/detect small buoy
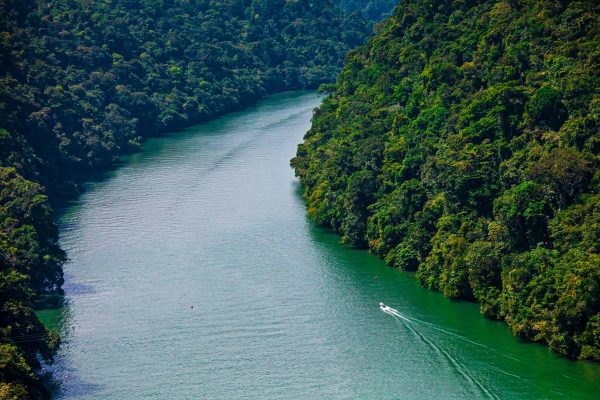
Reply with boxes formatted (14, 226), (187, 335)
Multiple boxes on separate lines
(190, 305), (194, 309)
(374, 276), (379, 280)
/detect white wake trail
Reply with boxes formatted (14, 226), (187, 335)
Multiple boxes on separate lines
(382, 306), (499, 400)
(386, 306), (523, 364)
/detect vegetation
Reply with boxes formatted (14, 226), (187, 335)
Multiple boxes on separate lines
(293, 0), (600, 361)
(334, 0), (397, 22)
(0, 167), (63, 399)
(0, 0), (369, 197)
(0, 0), (372, 397)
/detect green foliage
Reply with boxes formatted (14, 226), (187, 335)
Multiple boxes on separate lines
(527, 86), (568, 131)
(293, 0), (600, 360)
(334, 0), (396, 22)
(0, 0), (370, 196)
(0, 168), (63, 398)
(0, 344), (47, 400)
(0, 0), (374, 396)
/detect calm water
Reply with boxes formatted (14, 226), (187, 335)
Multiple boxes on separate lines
(43, 92), (600, 399)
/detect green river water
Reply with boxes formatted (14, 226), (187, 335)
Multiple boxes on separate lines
(41, 91), (600, 399)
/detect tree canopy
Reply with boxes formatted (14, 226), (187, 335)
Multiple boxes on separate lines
(0, 0), (373, 397)
(293, 0), (600, 362)
(334, 0), (397, 22)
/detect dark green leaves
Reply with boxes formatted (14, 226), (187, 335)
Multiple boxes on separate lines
(293, 0), (600, 360)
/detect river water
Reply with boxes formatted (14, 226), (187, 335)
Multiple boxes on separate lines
(43, 92), (599, 399)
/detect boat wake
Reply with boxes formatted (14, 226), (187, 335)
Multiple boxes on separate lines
(380, 303), (499, 400)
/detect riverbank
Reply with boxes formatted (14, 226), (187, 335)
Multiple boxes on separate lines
(45, 92), (600, 399)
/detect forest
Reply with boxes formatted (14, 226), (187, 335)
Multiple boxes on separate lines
(0, 0), (373, 397)
(335, 0), (397, 22)
(293, 0), (600, 362)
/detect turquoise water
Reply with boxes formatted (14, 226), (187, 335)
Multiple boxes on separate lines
(46, 91), (600, 399)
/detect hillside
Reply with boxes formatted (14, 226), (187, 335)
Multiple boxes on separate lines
(0, 0), (370, 397)
(0, 0), (369, 197)
(335, 0), (397, 22)
(293, 0), (600, 361)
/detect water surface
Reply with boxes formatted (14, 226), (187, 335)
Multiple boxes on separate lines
(47, 91), (600, 399)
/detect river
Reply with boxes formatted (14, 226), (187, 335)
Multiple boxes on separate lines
(41, 91), (599, 399)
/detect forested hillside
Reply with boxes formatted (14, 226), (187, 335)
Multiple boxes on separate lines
(1, 0), (368, 197)
(334, 0), (396, 22)
(0, 0), (370, 397)
(293, 0), (600, 361)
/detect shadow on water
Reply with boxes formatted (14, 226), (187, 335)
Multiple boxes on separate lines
(40, 298), (105, 398)
(35, 277), (95, 332)
(61, 279), (97, 296)
(43, 367), (105, 399)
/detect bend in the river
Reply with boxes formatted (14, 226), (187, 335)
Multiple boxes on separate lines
(41, 92), (600, 399)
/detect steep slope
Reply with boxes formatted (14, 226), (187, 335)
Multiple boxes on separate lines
(293, 0), (600, 361)
(0, 0), (368, 197)
(0, 0), (369, 397)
